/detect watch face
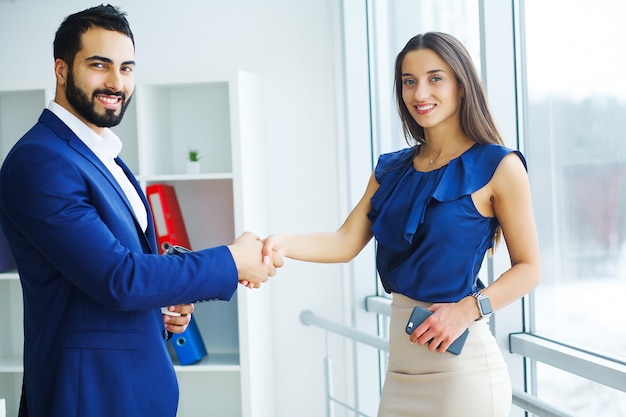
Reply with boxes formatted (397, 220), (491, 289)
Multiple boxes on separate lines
(478, 297), (493, 315)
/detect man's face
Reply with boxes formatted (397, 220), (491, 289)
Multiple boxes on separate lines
(62, 27), (135, 130)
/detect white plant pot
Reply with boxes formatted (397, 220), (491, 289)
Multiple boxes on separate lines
(186, 160), (201, 174)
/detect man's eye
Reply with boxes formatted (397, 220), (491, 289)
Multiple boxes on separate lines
(121, 66), (134, 73)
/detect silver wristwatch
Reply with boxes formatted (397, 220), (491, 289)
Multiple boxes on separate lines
(471, 292), (493, 321)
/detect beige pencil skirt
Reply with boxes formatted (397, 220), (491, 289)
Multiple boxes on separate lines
(377, 293), (512, 417)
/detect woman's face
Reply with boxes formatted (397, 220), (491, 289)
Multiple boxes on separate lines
(400, 48), (463, 132)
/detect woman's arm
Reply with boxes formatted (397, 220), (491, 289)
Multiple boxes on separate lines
(478, 152), (542, 312)
(263, 172), (379, 263)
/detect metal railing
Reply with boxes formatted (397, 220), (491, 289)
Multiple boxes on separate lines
(300, 307), (579, 417)
(509, 332), (626, 393)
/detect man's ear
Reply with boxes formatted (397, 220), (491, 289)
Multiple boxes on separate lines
(54, 59), (68, 86)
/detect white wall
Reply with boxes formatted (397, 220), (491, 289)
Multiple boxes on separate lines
(0, 1), (350, 416)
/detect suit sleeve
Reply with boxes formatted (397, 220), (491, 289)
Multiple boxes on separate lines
(0, 135), (237, 311)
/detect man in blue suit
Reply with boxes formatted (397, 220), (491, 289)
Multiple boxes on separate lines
(0, 5), (278, 416)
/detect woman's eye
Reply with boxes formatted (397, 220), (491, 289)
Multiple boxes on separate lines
(430, 76), (442, 83)
(403, 79), (416, 86)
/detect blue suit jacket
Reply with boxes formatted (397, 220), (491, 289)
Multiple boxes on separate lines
(0, 109), (238, 417)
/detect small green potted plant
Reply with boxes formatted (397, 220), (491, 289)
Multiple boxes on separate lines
(187, 149), (201, 174)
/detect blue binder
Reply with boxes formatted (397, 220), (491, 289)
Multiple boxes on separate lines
(162, 245), (208, 365)
(170, 315), (208, 365)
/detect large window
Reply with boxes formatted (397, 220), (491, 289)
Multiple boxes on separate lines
(522, 0), (626, 414)
(343, 1), (626, 416)
(366, 0), (481, 158)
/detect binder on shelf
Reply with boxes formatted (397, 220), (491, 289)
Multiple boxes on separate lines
(146, 184), (191, 254)
(170, 315), (208, 365)
(161, 242), (207, 365)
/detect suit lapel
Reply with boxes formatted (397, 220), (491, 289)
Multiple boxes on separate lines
(115, 157), (158, 254)
(40, 109), (158, 254)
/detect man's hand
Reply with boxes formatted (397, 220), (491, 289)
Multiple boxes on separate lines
(162, 303), (194, 334)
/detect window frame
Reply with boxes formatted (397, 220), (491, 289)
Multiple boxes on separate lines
(340, 0), (626, 415)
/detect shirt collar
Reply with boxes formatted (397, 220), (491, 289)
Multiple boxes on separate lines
(47, 100), (123, 159)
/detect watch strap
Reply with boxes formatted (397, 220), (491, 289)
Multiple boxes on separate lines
(471, 291), (493, 321)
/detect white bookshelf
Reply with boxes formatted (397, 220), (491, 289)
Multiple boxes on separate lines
(0, 71), (274, 417)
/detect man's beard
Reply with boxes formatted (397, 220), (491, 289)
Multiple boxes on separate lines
(65, 68), (132, 128)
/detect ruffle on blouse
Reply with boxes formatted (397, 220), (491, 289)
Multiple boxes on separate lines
(368, 143), (525, 252)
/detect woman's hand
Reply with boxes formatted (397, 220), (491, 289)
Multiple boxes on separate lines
(409, 301), (473, 353)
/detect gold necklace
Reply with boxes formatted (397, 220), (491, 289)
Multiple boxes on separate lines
(420, 147), (438, 165)
(424, 145), (468, 165)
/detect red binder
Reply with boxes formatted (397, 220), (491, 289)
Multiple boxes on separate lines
(146, 184), (191, 254)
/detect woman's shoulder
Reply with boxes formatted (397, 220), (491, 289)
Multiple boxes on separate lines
(466, 143), (527, 170)
(430, 143), (527, 202)
(378, 147), (415, 166)
(374, 148), (415, 182)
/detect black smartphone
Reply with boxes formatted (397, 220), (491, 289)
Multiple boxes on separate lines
(164, 244), (192, 255)
(405, 306), (470, 355)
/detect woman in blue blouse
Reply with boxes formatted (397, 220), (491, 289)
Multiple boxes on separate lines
(264, 32), (541, 416)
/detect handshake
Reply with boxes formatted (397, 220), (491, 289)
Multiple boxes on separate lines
(227, 231), (284, 289)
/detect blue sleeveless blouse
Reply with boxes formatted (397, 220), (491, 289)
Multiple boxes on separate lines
(367, 143), (526, 302)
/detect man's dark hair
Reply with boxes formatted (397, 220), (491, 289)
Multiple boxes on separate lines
(53, 4), (134, 66)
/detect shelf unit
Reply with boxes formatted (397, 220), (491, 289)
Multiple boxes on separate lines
(0, 71), (274, 417)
